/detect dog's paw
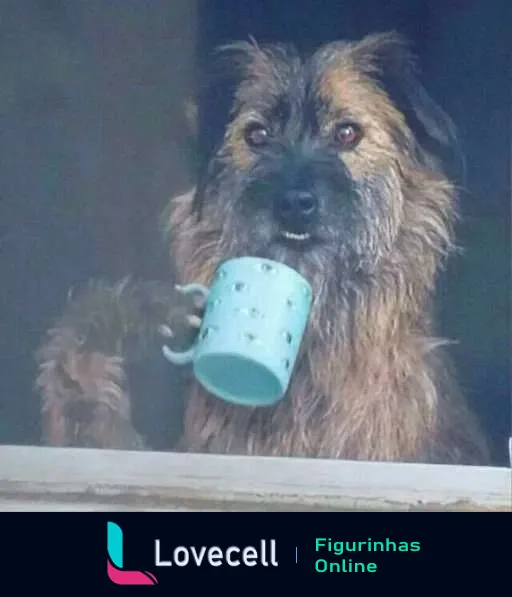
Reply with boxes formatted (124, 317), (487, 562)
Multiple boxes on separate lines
(36, 307), (137, 446)
(158, 284), (206, 352)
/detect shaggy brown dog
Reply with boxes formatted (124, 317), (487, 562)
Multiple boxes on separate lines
(35, 32), (490, 464)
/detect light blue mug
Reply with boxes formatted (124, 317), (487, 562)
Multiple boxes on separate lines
(162, 257), (313, 407)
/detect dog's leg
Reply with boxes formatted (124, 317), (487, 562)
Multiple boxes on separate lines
(35, 279), (204, 450)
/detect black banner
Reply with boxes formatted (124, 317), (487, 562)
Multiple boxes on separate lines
(2, 513), (508, 591)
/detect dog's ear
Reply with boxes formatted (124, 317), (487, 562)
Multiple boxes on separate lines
(352, 32), (465, 182)
(189, 39), (268, 215)
(213, 37), (272, 87)
(193, 39), (264, 171)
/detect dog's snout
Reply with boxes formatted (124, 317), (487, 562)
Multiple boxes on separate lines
(274, 190), (318, 225)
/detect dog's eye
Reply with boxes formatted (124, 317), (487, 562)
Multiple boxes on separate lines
(244, 122), (270, 148)
(334, 122), (363, 149)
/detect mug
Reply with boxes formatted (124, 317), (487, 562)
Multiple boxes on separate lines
(162, 256), (313, 407)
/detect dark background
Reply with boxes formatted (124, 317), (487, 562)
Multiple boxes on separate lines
(0, 0), (510, 464)
(1, 513), (510, 589)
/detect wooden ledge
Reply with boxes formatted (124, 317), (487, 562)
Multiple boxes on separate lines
(0, 445), (509, 511)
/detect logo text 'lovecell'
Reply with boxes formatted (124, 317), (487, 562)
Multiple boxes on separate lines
(155, 539), (278, 567)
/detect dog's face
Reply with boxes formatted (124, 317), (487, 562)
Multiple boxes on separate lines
(177, 33), (459, 314)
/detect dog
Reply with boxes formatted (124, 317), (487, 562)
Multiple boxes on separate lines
(35, 32), (490, 464)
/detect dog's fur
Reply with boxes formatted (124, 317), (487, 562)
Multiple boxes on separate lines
(35, 32), (490, 464)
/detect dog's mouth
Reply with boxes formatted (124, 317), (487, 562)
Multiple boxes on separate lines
(273, 229), (320, 251)
(280, 230), (311, 242)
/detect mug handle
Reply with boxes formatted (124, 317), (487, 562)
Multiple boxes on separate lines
(161, 283), (210, 366)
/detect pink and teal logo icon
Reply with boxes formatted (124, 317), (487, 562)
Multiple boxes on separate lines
(107, 522), (158, 585)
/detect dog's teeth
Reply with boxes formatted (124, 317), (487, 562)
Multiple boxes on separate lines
(281, 231), (311, 241)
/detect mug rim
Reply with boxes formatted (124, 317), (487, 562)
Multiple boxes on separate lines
(216, 256), (313, 295)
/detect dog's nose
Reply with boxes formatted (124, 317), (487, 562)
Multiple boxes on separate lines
(274, 190), (318, 224)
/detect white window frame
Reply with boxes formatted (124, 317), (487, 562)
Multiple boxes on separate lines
(0, 445), (509, 511)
